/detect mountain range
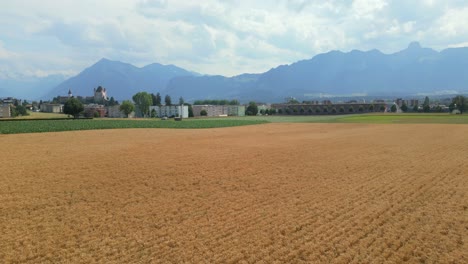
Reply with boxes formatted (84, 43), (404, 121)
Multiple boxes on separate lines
(0, 74), (66, 99)
(3, 42), (468, 102)
(164, 42), (468, 102)
(46, 59), (197, 100)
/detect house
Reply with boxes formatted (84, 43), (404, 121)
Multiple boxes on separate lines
(40, 104), (63, 113)
(0, 104), (11, 118)
(84, 104), (106, 117)
(107, 105), (134, 118)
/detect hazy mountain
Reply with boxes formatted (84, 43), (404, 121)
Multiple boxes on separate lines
(164, 42), (468, 102)
(44, 42), (468, 103)
(46, 58), (197, 100)
(0, 74), (66, 100)
(164, 73), (264, 102)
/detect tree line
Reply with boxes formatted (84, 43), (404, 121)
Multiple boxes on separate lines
(389, 96), (467, 113)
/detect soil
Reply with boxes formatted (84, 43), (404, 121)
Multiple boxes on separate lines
(1, 123), (467, 263)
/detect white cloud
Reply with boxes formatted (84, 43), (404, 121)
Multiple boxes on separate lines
(0, 0), (468, 78)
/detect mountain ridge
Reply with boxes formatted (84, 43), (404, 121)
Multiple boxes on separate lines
(38, 42), (468, 101)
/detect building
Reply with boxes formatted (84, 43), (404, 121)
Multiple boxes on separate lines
(94, 86), (109, 103)
(107, 105), (134, 118)
(271, 102), (387, 115)
(408, 99), (419, 107)
(192, 105), (245, 117)
(0, 104), (11, 118)
(395, 98), (419, 107)
(395, 98), (403, 107)
(84, 104), (106, 117)
(1, 97), (15, 105)
(227, 105), (245, 117)
(40, 104), (63, 113)
(149, 105), (189, 118)
(257, 104), (269, 115)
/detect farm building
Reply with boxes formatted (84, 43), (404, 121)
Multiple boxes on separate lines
(0, 104), (11, 118)
(149, 105), (189, 118)
(40, 104), (63, 113)
(192, 105), (245, 117)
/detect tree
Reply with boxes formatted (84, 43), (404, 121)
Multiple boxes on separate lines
(285, 97), (300, 104)
(401, 103), (408, 112)
(15, 105), (29, 116)
(10, 108), (18, 117)
(422, 96), (431, 112)
(119, 100), (135, 118)
(423, 96), (430, 107)
(151, 109), (157, 118)
(64, 98), (84, 119)
(245, 102), (258, 116)
(200, 109), (208, 116)
(152, 92), (162, 106)
(179, 96), (185, 105)
(368, 104), (374, 111)
(260, 109), (266, 115)
(188, 105), (194, 117)
(423, 104), (431, 113)
(413, 105), (419, 112)
(391, 104), (397, 112)
(108, 97), (117, 106)
(452, 95), (467, 114)
(133, 92), (153, 117)
(164, 95), (172, 106)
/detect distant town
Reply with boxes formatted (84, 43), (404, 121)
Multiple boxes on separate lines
(0, 86), (465, 119)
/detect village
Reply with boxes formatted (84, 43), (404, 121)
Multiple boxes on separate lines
(0, 86), (458, 119)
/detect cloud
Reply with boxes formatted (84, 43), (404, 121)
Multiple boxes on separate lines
(0, 41), (17, 60)
(1, 0), (468, 79)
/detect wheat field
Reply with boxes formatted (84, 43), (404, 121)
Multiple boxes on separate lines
(1, 123), (466, 263)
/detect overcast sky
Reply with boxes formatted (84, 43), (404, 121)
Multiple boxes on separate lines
(1, 0), (468, 78)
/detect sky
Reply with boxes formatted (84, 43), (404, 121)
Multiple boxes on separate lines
(1, 0), (468, 79)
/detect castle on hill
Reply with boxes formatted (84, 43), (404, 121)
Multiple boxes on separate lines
(55, 86), (110, 104)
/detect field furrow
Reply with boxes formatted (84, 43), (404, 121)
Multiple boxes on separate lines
(0, 123), (466, 263)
